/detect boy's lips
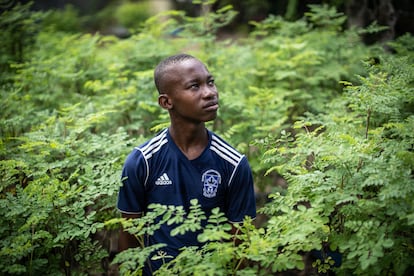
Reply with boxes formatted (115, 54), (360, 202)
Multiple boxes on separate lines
(203, 101), (219, 111)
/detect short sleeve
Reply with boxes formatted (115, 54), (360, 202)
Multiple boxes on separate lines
(117, 149), (147, 214)
(225, 157), (256, 223)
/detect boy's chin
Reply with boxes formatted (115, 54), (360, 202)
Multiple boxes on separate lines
(204, 114), (218, 122)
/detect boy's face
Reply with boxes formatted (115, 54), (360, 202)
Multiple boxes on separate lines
(160, 58), (219, 123)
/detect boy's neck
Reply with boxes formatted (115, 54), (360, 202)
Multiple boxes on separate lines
(169, 124), (209, 160)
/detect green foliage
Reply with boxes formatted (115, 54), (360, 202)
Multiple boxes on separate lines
(114, 1), (153, 30)
(305, 4), (347, 31)
(41, 4), (83, 33)
(259, 39), (414, 274)
(0, 100), (129, 273)
(109, 201), (239, 275)
(226, 4), (374, 190)
(0, 2), (45, 77)
(1, 1), (413, 275)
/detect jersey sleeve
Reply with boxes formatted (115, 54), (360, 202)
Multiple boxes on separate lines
(117, 148), (147, 214)
(225, 156), (256, 223)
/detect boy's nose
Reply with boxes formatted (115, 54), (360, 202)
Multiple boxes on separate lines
(202, 85), (217, 99)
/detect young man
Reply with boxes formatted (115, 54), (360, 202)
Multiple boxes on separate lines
(117, 54), (256, 274)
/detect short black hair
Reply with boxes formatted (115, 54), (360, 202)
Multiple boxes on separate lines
(154, 53), (197, 94)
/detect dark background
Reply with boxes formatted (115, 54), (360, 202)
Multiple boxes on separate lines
(3, 0), (414, 44)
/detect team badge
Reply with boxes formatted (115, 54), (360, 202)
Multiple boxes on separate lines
(202, 169), (221, 198)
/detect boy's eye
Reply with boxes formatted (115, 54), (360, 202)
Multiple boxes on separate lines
(208, 79), (215, 86)
(190, 83), (199, 89)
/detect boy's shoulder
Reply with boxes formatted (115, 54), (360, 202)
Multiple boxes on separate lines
(135, 129), (169, 158)
(208, 130), (245, 166)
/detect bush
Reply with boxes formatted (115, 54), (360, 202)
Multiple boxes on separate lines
(1, 1), (413, 274)
(115, 1), (153, 30)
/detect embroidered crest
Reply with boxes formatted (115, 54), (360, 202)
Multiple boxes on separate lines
(202, 169), (221, 198)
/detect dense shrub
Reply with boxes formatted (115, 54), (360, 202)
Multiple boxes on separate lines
(114, 1), (153, 30)
(1, 1), (413, 275)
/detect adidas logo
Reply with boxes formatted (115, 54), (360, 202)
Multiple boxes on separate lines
(155, 173), (172, 185)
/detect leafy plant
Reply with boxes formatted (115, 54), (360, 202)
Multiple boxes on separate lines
(1, 1), (413, 275)
(114, 0), (153, 30)
(259, 41), (414, 275)
(0, 2), (45, 79)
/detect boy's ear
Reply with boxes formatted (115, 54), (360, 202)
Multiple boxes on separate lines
(158, 94), (172, 110)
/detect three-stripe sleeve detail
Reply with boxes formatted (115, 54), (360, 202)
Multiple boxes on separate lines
(210, 135), (244, 186)
(136, 129), (168, 187)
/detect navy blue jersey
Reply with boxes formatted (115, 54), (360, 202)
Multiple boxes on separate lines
(117, 128), (256, 273)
